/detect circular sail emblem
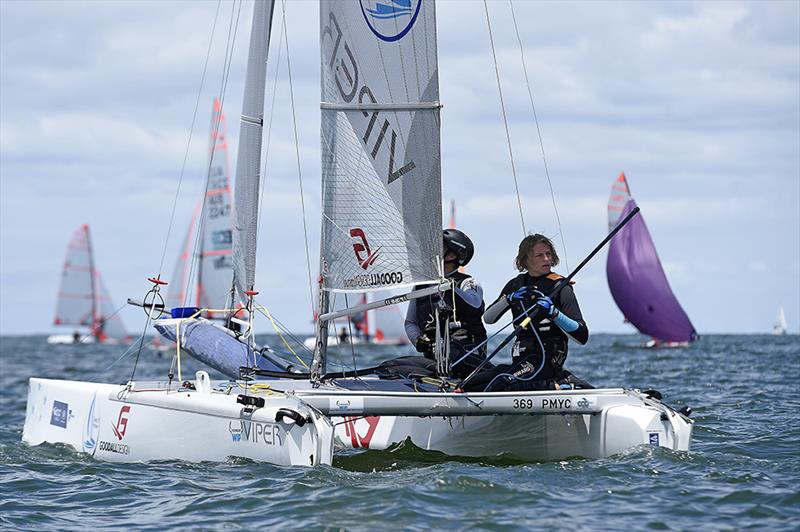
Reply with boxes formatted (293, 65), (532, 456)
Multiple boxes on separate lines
(360, 0), (422, 42)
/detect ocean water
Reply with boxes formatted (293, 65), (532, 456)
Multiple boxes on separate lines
(1, 333), (798, 530)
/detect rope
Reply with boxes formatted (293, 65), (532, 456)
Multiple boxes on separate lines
(483, 0), (526, 236)
(281, 0), (316, 318)
(508, 0), (569, 269)
(255, 305), (310, 369)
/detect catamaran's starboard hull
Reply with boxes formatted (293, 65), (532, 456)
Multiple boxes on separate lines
(296, 387), (693, 460)
(333, 403), (691, 460)
(22, 377), (333, 466)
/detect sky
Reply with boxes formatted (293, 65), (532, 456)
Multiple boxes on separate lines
(1, 0), (798, 338)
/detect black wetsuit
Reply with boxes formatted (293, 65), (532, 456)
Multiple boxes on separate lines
(386, 271), (488, 379)
(474, 272), (589, 391)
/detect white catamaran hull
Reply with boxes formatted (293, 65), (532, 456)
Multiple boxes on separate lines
(300, 387), (693, 460)
(22, 375), (334, 466)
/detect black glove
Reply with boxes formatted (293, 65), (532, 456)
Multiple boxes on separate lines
(415, 334), (433, 355)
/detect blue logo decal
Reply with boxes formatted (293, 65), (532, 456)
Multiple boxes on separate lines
(649, 432), (660, 446)
(360, 0), (422, 42)
(229, 421), (242, 442)
(50, 400), (69, 428)
(576, 398), (590, 409)
(82, 393), (100, 454)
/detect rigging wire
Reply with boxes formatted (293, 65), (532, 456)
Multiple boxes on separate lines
(483, 0), (526, 237)
(184, 0), (244, 308)
(508, 0), (570, 269)
(155, 0), (224, 279)
(255, 0), (286, 260)
(281, 0), (316, 317)
(129, 0), (226, 383)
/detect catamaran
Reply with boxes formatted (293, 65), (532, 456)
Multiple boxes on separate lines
(156, 0), (693, 461)
(25, 0), (693, 465)
(606, 172), (698, 348)
(47, 224), (129, 345)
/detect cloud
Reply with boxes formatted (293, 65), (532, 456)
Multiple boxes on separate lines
(1, 0), (798, 336)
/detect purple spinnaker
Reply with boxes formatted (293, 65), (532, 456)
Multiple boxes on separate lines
(606, 199), (696, 343)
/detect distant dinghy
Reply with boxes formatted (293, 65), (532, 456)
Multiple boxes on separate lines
(606, 173), (697, 347)
(773, 306), (788, 335)
(48, 224), (129, 345)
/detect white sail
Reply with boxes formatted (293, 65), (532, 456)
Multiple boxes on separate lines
(319, 0), (442, 293)
(54, 224), (95, 328)
(608, 172), (632, 232)
(232, 0), (276, 305)
(95, 272), (129, 342)
(165, 204), (198, 311)
(198, 99), (234, 317)
(773, 306), (788, 335)
(52, 224), (128, 343)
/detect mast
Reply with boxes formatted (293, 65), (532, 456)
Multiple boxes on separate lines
(231, 0), (276, 311)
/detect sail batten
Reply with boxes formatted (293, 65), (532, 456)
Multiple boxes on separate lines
(319, 0), (442, 294)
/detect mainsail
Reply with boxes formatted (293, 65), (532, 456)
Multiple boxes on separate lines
(606, 173), (697, 343)
(53, 224), (128, 342)
(319, 0), (442, 294)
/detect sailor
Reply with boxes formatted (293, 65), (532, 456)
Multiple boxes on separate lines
(338, 326), (349, 344)
(403, 229), (488, 377)
(477, 233), (589, 391)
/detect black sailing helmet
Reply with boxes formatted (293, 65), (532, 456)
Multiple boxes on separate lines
(443, 228), (474, 266)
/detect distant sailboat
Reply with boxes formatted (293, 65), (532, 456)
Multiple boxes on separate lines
(152, 98), (234, 352)
(48, 224), (129, 344)
(773, 306), (788, 335)
(303, 291), (409, 348)
(165, 98), (234, 319)
(606, 173), (697, 347)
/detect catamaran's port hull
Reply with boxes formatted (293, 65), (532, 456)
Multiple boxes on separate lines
(22, 377), (333, 466)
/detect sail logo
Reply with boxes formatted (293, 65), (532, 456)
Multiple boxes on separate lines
(111, 405), (131, 441)
(350, 228), (381, 269)
(323, 12), (417, 184)
(360, 0), (422, 42)
(229, 420), (283, 446)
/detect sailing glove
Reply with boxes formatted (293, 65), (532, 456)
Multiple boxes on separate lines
(506, 286), (530, 303)
(533, 295), (558, 318)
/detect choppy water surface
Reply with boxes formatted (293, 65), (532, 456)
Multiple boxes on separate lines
(1, 334), (798, 530)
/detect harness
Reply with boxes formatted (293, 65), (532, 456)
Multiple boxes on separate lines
(506, 272), (570, 378)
